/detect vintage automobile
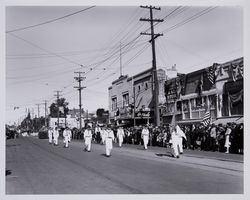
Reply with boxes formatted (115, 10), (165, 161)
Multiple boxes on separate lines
(38, 126), (49, 139)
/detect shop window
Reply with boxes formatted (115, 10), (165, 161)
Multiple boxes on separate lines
(209, 95), (216, 109)
(196, 97), (202, 107)
(176, 101), (182, 112)
(122, 93), (129, 108)
(112, 97), (117, 111)
(183, 100), (189, 112)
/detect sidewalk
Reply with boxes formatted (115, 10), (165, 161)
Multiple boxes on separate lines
(112, 142), (244, 163)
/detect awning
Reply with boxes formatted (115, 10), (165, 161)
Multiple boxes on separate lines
(213, 116), (243, 125)
(176, 119), (202, 125)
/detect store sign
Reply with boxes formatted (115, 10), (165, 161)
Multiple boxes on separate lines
(119, 107), (132, 118)
(165, 81), (177, 104)
(135, 110), (153, 118)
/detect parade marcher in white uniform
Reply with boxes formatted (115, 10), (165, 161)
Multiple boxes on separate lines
(171, 126), (180, 158)
(84, 126), (92, 152)
(68, 127), (72, 143)
(141, 126), (150, 150)
(175, 125), (187, 154)
(48, 127), (53, 144)
(53, 127), (59, 146)
(104, 125), (115, 157)
(117, 126), (125, 147)
(63, 127), (71, 148)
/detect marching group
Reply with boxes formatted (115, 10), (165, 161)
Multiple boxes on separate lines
(47, 121), (243, 158)
(48, 125), (116, 157)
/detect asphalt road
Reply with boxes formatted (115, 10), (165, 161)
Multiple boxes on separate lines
(6, 136), (243, 194)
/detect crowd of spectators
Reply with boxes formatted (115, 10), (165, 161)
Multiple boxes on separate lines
(71, 122), (243, 155)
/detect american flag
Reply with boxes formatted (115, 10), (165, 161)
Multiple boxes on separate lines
(202, 110), (211, 127)
(238, 60), (243, 77)
(230, 63), (237, 82)
(206, 64), (217, 85)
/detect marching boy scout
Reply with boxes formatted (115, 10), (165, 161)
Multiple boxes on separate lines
(48, 127), (53, 144)
(63, 127), (71, 148)
(84, 126), (92, 152)
(53, 127), (59, 146)
(117, 126), (125, 147)
(104, 125), (115, 157)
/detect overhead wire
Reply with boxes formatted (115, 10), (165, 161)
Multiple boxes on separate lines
(6, 6), (96, 33)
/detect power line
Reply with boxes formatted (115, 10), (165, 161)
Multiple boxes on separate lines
(161, 7), (217, 34)
(6, 6), (96, 33)
(7, 33), (84, 67)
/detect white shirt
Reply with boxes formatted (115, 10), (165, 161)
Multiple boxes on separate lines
(142, 128), (149, 137)
(84, 129), (92, 139)
(117, 128), (125, 138)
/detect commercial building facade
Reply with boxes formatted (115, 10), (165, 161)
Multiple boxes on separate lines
(108, 68), (166, 126)
(162, 57), (243, 125)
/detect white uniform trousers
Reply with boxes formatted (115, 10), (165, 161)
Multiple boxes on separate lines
(54, 137), (58, 145)
(172, 141), (180, 157)
(177, 137), (183, 153)
(105, 138), (113, 156)
(85, 137), (92, 151)
(118, 136), (123, 147)
(143, 135), (149, 149)
(64, 136), (69, 147)
(49, 135), (53, 144)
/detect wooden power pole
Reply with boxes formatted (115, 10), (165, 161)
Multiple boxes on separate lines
(74, 72), (86, 130)
(140, 5), (163, 126)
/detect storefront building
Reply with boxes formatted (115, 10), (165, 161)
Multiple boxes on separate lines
(162, 57), (243, 125)
(108, 68), (166, 126)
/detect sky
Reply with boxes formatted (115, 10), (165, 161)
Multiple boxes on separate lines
(5, 4), (243, 124)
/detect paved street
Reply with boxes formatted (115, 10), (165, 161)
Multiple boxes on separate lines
(6, 136), (243, 194)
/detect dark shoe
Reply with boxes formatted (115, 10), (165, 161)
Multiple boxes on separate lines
(176, 156), (180, 158)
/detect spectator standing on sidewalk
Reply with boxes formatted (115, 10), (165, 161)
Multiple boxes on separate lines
(224, 123), (232, 153)
(209, 124), (217, 151)
(217, 124), (226, 152)
(141, 125), (150, 150)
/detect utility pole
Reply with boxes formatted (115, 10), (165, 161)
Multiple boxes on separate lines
(44, 100), (47, 127)
(54, 91), (62, 127)
(74, 72), (86, 130)
(140, 5), (163, 126)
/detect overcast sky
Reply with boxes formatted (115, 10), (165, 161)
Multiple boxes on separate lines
(5, 4), (243, 124)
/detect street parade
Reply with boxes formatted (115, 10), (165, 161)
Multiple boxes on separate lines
(5, 4), (245, 196)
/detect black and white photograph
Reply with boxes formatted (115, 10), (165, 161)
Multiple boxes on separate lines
(3, 0), (249, 198)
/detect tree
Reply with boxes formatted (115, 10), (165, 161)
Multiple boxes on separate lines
(96, 108), (109, 124)
(49, 98), (69, 118)
(96, 108), (105, 117)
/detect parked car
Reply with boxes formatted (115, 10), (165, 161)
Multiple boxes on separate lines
(38, 126), (49, 139)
